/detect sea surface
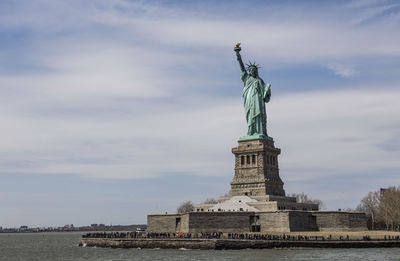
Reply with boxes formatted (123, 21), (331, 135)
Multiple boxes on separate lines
(0, 232), (400, 261)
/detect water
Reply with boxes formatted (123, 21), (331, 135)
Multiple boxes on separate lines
(1, 232), (400, 261)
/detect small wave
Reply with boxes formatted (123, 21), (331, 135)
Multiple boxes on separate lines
(179, 248), (191, 251)
(82, 243), (87, 247)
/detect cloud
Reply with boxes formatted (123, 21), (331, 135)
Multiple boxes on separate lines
(270, 88), (400, 182)
(346, 0), (388, 9)
(1, 0), (400, 225)
(325, 63), (356, 77)
(348, 3), (400, 25)
(2, 0), (400, 67)
(1, 61), (400, 182)
(87, 7), (400, 65)
(0, 0), (399, 182)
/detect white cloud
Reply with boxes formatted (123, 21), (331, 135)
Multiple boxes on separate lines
(270, 88), (400, 182)
(325, 63), (356, 77)
(1, 0), (400, 224)
(2, 0), (400, 67)
(87, 11), (400, 65)
(1, 60), (399, 184)
(0, 0), (399, 183)
(348, 3), (399, 25)
(346, 0), (388, 9)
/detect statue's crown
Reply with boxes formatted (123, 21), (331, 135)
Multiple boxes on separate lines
(246, 61), (260, 70)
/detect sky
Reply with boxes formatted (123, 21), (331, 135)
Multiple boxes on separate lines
(0, 0), (400, 227)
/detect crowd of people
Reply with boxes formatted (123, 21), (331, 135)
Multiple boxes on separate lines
(82, 232), (139, 239)
(83, 232), (400, 241)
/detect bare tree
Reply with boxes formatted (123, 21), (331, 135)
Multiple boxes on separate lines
(358, 191), (380, 230)
(357, 186), (400, 231)
(393, 187), (400, 231)
(379, 187), (400, 231)
(203, 198), (218, 204)
(176, 201), (194, 213)
(288, 192), (325, 209)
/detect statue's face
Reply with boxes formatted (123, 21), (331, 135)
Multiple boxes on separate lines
(249, 67), (258, 77)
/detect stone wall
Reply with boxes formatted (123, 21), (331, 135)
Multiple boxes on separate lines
(248, 201), (277, 211)
(278, 202), (319, 211)
(147, 211), (367, 233)
(80, 237), (400, 250)
(188, 212), (253, 233)
(289, 212), (318, 232)
(258, 211), (319, 232)
(259, 212), (290, 232)
(349, 213), (368, 229)
(313, 211), (367, 231)
(180, 214), (190, 233)
(80, 238), (216, 249)
(147, 214), (181, 233)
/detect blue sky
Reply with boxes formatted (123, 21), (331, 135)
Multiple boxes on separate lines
(0, 0), (400, 227)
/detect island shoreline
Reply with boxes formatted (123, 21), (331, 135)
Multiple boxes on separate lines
(79, 238), (400, 250)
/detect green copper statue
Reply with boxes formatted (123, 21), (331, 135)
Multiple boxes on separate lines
(234, 43), (272, 140)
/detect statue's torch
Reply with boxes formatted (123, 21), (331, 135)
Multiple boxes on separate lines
(234, 43), (241, 53)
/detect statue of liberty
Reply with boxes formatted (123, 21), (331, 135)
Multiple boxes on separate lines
(234, 43), (272, 140)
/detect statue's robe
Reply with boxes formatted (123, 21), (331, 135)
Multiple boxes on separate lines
(241, 71), (271, 136)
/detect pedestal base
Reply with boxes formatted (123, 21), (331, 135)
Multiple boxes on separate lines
(230, 138), (285, 197)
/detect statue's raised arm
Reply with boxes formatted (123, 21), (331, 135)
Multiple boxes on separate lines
(234, 43), (246, 73)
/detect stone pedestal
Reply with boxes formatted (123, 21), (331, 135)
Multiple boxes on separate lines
(230, 138), (285, 197)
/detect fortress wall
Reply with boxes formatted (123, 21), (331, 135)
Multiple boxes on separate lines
(267, 195), (297, 202)
(147, 214), (181, 233)
(180, 214), (190, 233)
(313, 212), (367, 231)
(259, 212), (290, 233)
(188, 212), (253, 233)
(248, 202), (277, 211)
(349, 213), (368, 230)
(277, 202), (319, 211)
(147, 211), (367, 233)
(288, 212), (319, 232)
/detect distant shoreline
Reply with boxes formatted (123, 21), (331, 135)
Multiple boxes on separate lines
(0, 225), (146, 234)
